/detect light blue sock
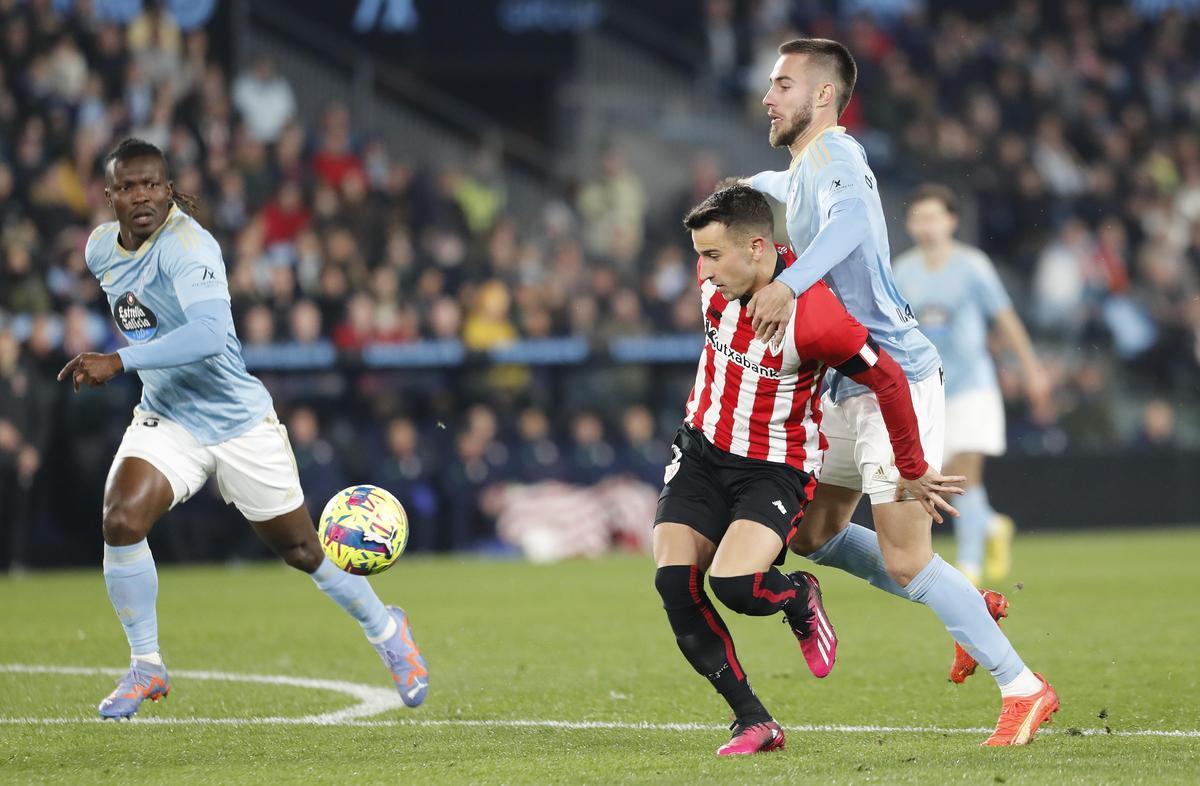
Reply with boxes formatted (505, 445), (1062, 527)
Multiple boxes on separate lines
(953, 487), (990, 579)
(808, 523), (909, 599)
(311, 557), (393, 640)
(905, 554), (1026, 685)
(103, 540), (160, 658)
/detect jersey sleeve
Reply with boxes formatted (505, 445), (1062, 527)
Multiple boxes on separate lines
(968, 253), (1013, 318)
(748, 169), (792, 204)
(792, 283), (929, 480)
(791, 282), (870, 366)
(160, 222), (232, 310)
(814, 140), (869, 220)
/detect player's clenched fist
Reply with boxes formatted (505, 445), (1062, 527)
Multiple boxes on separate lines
(57, 352), (124, 392)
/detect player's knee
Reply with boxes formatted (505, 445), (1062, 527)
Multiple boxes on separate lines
(708, 575), (754, 615)
(883, 555), (925, 589)
(101, 503), (152, 546)
(654, 565), (695, 609)
(789, 525), (831, 557)
(278, 539), (324, 573)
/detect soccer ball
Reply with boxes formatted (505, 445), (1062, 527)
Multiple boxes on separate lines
(317, 485), (409, 575)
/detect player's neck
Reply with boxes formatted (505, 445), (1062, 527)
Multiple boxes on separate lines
(920, 241), (955, 269)
(748, 251), (780, 297)
(117, 216), (168, 252)
(787, 117), (838, 160)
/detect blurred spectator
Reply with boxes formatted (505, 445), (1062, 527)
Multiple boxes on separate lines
(232, 55), (296, 143)
(312, 103), (365, 190)
(512, 406), (562, 483)
(619, 404), (663, 487)
(376, 417), (438, 551)
(1132, 399), (1178, 451)
(567, 411), (616, 484)
(577, 145), (646, 260)
(287, 406), (346, 514)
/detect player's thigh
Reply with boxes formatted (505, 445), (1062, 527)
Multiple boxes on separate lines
(653, 523), (717, 570)
(709, 520), (785, 577)
(210, 411), (306, 524)
(653, 427), (731, 568)
(944, 386), (1005, 460)
(871, 498), (934, 586)
(855, 374), (944, 506)
(101, 457), (176, 544)
(812, 392), (861, 495)
(790, 482), (862, 555)
(105, 408), (213, 538)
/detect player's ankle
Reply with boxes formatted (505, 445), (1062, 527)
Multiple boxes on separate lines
(998, 667), (1041, 698)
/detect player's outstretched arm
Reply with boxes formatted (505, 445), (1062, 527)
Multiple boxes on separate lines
(116, 298), (231, 371)
(994, 307), (1054, 424)
(746, 198), (869, 344)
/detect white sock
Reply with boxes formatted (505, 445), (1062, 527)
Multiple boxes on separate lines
(133, 651), (163, 666)
(998, 666), (1042, 698)
(366, 615), (398, 645)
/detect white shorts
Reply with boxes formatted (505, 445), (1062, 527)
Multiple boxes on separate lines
(111, 407), (305, 522)
(944, 386), (1006, 458)
(818, 372), (945, 505)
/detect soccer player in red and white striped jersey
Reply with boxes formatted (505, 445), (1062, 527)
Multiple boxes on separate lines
(652, 186), (956, 756)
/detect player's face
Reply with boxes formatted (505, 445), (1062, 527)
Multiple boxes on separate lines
(105, 155), (174, 242)
(907, 199), (958, 247)
(764, 55), (818, 148)
(692, 223), (762, 300)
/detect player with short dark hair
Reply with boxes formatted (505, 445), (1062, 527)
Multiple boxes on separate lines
(656, 186), (937, 756)
(895, 182), (1053, 675)
(741, 40), (1059, 746)
(58, 138), (428, 719)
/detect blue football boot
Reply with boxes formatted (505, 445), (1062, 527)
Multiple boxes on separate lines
(98, 658), (170, 719)
(373, 606), (428, 707)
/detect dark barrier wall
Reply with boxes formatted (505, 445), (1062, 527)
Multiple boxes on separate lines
(986, 451), (1198, 531)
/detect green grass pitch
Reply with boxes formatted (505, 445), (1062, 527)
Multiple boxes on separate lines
(2, 528), (1198, 784)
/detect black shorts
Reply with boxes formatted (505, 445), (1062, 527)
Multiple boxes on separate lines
(654, 425), (816, 564)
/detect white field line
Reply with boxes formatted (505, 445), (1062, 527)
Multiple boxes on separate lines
(2, 664), (1196, 738)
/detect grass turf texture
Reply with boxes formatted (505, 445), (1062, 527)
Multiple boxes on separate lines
(2, 528), (1198, 785)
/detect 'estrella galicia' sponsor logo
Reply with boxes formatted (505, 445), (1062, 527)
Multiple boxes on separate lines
(113, 291), (159, 341)
(705, 326), (780, 378)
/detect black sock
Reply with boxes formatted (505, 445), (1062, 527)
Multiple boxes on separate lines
(655, 565), (771, 724)
(709, 569), (811, 627)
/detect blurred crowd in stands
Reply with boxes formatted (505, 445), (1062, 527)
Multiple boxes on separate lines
(2, 1), (1198, 564)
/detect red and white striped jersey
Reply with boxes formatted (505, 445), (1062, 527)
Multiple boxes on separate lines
(683, 245), (900, 474)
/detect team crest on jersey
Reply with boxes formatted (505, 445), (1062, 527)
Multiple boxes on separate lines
(113, 291), (159, 341)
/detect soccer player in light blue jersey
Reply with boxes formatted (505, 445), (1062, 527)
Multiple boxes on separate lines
(57, 139), (428, 719)
(895, 184), (1053, 589)
(741, 40), (1057, 745)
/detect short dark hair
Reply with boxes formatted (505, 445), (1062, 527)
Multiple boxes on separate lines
(682, 185), (774, 239)
(778, 38), (858, 116)
(103, 137), (168, 177)
(908, 183), (959, 215)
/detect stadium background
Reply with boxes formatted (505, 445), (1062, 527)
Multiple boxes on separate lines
(1, 0), (1199, 570)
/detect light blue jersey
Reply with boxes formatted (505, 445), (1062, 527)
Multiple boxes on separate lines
(85, 205), (272, 445)
(893, 242), (1012, 398)
(750, 126), (941, 401)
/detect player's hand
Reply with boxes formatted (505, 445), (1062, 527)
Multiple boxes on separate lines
(57, 352), (124, 392)
(745, 279), (794, 348)
(896, 467), (967, 525)
(1026, 375), (1055, 425)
